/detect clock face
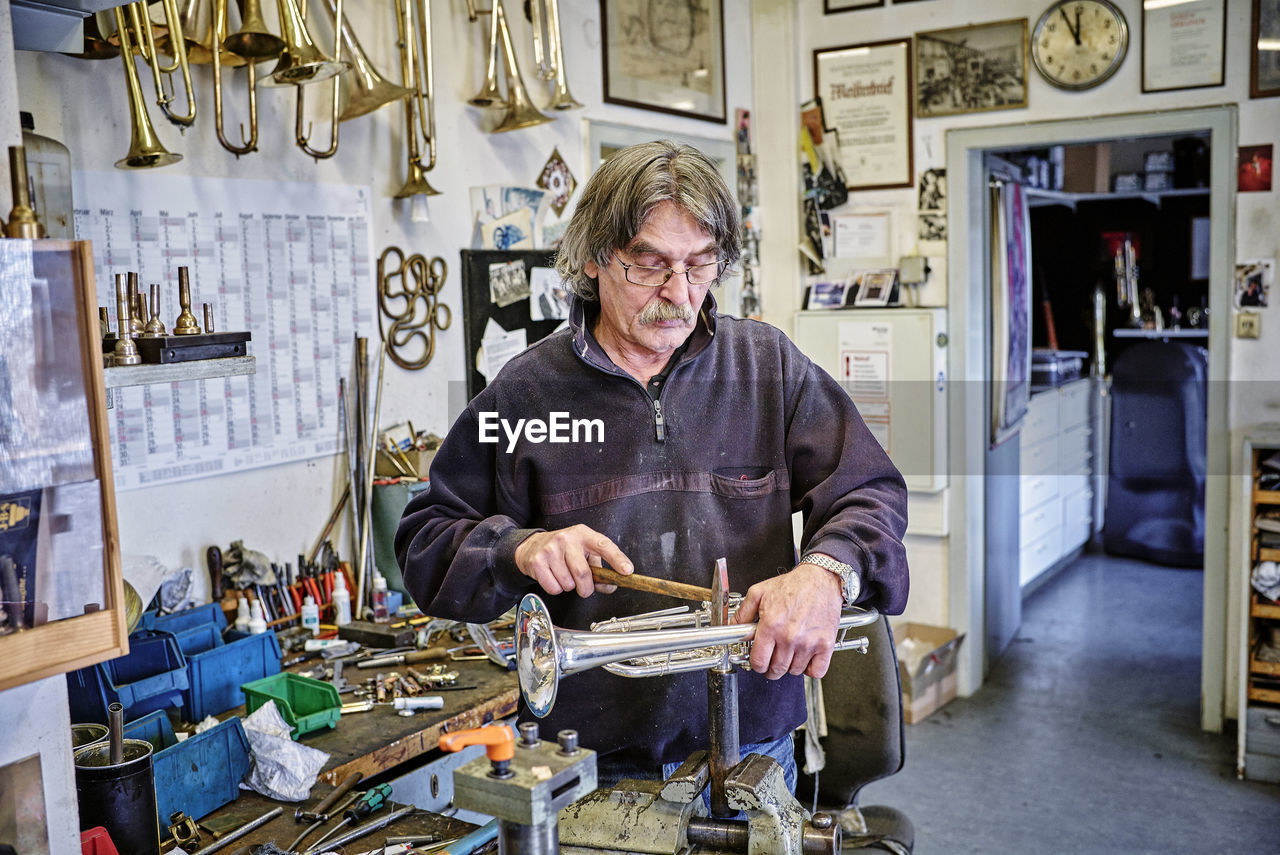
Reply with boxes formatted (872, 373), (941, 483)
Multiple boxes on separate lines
(1032, 0), (1129, 90)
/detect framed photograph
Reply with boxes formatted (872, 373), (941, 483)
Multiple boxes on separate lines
(805, 281), (848, 309)
(824, 0), (883, 12)
(851, 269), (900, 307)
(1142, 0), (1225, 92)
(813, 39), (913, 191)
(601, 0), (727, 123)
(0, 240), (128, 692)
(915, 19), (1028, 118)
(1238, 144), (1274, 192)
(1253, 0), (1280, 98)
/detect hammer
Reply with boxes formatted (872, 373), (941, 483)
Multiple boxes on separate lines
(590, 566), (713, 603)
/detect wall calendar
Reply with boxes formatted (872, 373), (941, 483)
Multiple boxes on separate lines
(73, 172), (374, 492)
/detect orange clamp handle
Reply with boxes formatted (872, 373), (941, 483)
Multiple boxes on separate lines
(439, 725), (514, 763)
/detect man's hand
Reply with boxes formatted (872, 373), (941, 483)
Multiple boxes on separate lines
(514, 525), (634, 598)
(733, 561), (843, 680)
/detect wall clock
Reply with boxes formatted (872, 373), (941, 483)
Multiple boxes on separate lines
(1031, 0), (1129, 90)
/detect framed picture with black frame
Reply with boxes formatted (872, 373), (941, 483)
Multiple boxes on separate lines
(824, 0), (883, 12)
(601, 0), (727, 123)
(1253, 0), (1280, 98)
(914, 18), (1028, 118)
(1142, 0), (1226, 93)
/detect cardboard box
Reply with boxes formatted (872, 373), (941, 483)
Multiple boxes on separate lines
(893, 622), (965, 724)
(1061, 142), (1112, 193)
(374, 447), (436, 478)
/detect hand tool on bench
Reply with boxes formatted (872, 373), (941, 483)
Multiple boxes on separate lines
(590, 565), (714, 602)
(305, 782), (394, 852)
(287, 770), (364, 853)
(355, 646), (450, 669)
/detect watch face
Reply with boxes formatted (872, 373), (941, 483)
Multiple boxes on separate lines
(1032, 0), (1128, 90)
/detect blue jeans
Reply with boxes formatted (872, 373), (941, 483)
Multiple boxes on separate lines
(595, 732), (797, 811)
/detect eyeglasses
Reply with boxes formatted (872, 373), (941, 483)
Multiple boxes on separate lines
(612, 254), (728, 287)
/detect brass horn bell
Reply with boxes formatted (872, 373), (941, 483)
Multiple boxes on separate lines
(490, 0), (552, 133)
(113, 6), (182, 169)
(317, 0), (412, 121)
(264, 0), (349, 87)
(223, 0), (285, 59)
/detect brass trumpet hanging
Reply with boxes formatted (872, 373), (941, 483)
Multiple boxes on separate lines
(113, 5), (183, 169)
(465, 0), (553, 132)
(222, 0), (285, 59)
(318, 0), (413, 122)
(393, 0), (439, 203)
(292, 0), (346, 158)
(529, 0), (581, 110)
(212, 0), (259, 156)
(126, 0), (197, 126)
(264, 0), (349, 87)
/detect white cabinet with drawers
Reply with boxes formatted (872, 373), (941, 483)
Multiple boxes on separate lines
(1018, 378), (1097, 588)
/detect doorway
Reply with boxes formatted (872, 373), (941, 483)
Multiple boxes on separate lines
(944, 107), (1236, 732)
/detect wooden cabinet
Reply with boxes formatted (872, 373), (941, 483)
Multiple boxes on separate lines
(1018, 378), (1097, 589)
(1237, 433), (1280, 781)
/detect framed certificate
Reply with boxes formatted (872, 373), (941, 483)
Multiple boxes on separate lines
(813, 39), (913, 191)
(1142, 0), (1226, 92)
(1253, 0), (1280, 98)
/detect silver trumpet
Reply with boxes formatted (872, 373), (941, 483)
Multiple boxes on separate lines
(516, 593), (878, 718)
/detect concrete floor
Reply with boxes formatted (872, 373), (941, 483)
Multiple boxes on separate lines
(860, 553), (1280, 854)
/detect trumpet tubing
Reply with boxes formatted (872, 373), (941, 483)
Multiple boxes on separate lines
(132, 0), (198, 125)
(542, 0), (581, 110)
(212, 0), (259, 156)
(393, 0), (438, 198)
(293, 0), (344, 159)
(266, 0), (348, 87)
(112, 5), (183, 169)
(489, 0), (552, 132)
(515, 593), (879, 718)
(317, 0), (412, 122)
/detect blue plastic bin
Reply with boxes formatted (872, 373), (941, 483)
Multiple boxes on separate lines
(123, 711), (250, 823)
(182, 631), (282, 722)
(137, 602), (228, 635)
(66, 630), (189, 724)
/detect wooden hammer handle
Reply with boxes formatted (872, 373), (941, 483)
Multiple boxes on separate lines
(591, 566), (713, 603)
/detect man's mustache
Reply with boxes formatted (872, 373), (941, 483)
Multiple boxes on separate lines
(637, 301), (695, 325)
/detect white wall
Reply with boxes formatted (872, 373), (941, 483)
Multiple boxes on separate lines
(784, 0), (1280, 718)
(9, 0), (753, 579)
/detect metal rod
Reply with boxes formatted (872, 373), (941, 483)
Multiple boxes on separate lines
(355, 342), (386, 618)
(307, 481), (351, 565)
(301, 804), (414, 855)
(189, 807), (283, 855)
(107, 702), (124, 765)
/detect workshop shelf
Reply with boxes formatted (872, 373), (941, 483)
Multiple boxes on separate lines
(241, 672), (340, 738)
(183, 630), (282, 722)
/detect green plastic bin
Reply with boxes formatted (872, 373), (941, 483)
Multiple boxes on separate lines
(240, 673), (340, 738)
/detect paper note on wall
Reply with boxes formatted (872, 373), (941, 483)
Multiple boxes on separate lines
(838, 320), (892, 453)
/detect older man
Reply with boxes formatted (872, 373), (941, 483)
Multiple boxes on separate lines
(396, 140), (908, 789)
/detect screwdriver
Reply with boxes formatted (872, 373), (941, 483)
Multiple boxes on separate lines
(305, 783), (393, 852)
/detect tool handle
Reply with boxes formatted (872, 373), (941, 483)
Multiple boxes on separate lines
(591, 566), (713, 603)
(311, 770), (364, 818)
(440, 724), (514, 762)
(207, 546), (223, 601)
(346, 782), (393, 820)
(404, 646), (450, 664)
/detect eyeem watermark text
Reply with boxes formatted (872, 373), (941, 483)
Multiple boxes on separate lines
(478, 412), (604, 452)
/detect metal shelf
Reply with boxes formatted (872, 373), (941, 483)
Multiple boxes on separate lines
(1025, 186), (1209, 210)
(102, 356), (256, 389)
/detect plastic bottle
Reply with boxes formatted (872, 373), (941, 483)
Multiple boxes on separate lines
(332, 572), (352, 626)
(234, 598), (251, 633)
(248, 599), (267, 635)
(301, 595), (320, 635)
(371, 572), (390, 624)
(19, 112), (73, 239)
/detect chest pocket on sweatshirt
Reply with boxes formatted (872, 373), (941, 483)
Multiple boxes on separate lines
(540, 468), (786, 515)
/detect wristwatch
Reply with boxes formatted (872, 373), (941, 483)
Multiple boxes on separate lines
(801, 552), (860, 605)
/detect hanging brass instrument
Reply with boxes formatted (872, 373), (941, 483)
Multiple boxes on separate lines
(152, 0), (244, 66)
(222, 0), (285, 59)
(530, 0), (581, 110)
(316, 0), (412, 122)
(126, 0), (197, 126)
(264, 0), (349, 87)
(515, 593), (878, 718)
(113, 5), (183, 169)
(291, 0), (346, 159)
(66, 11), (120, 60)
(393, 0), (439, 202)
(464, 0), (552, 132)
(212, 0), (258, 156)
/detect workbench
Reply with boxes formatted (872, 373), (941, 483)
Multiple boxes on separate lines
(189, 657), (518, 852)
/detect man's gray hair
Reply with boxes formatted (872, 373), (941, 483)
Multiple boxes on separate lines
(555, 140), (741, 300)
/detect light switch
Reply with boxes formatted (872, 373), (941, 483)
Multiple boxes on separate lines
(1236, 311), (1261, 339)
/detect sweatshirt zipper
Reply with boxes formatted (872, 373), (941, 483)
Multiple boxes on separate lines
(653, 398), (665, 442)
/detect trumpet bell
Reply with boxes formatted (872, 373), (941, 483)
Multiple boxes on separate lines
(264, 0), (349, 86)
(493, 90), (554, 133)
(330, 2), (412, 121)
(517, 594), (561, 718)
(223, 0), (285, 59)
(116, 139), (183, 170)
(393, 160), (441, 198)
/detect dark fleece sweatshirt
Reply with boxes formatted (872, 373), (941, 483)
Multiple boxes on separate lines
(395, 294), (908, 768)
